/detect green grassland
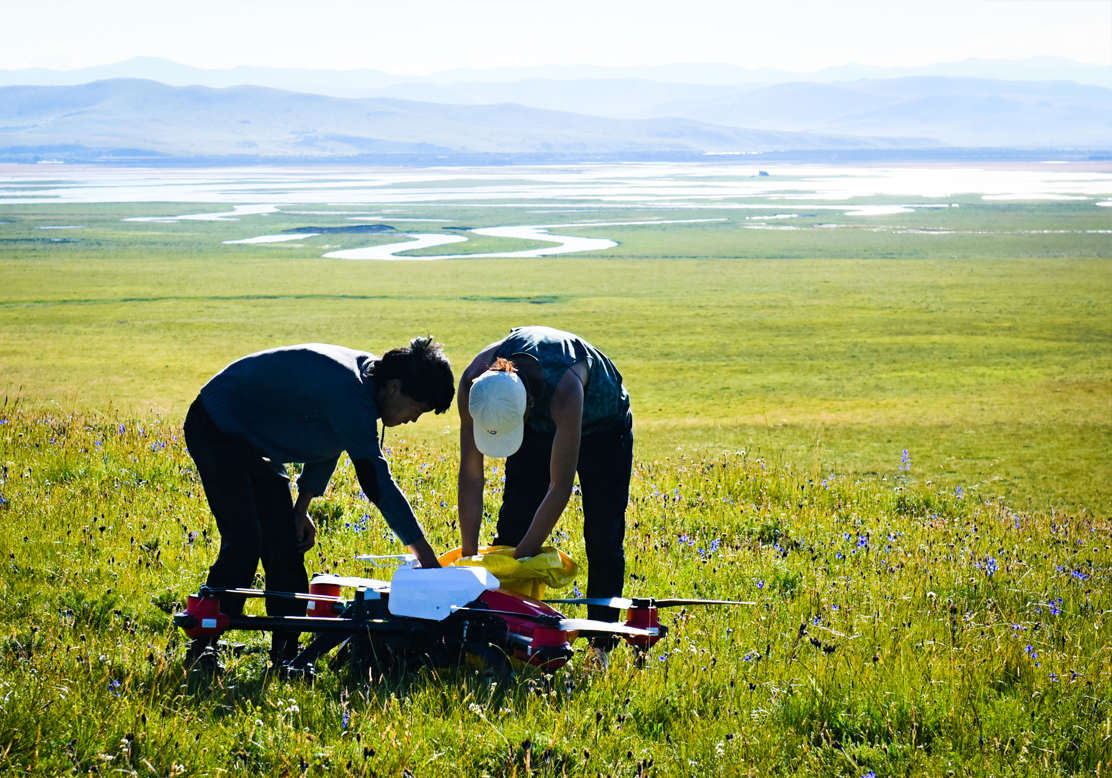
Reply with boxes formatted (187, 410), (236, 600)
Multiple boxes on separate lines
(1, 412), (1109, 775)
(1, 176), (1110, 774)
(1, 196), (1108, 512)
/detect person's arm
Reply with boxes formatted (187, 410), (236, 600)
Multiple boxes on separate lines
(407, 535), (441, 569)
(513, 369), (584, 558)
(352, 455), (440, 568)
(457, 344), (501, 556)
(458, 421), (485, 557)
(293, 490), (316, 553)
(296, 456), (340, 502)
(291, 456), (338, 553)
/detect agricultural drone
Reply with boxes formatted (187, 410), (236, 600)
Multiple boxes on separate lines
(173, 555), (751, 677)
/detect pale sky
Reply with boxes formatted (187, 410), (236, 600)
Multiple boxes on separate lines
(3, 0), (1110, 74)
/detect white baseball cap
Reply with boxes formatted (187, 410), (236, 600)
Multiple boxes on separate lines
(469, 368), (526, 458)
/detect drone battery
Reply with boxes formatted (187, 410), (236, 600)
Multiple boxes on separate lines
(307, 581), (342, 617)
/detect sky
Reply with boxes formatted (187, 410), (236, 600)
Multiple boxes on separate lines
(3, 0), (1110, 74)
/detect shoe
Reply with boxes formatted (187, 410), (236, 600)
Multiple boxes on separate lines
(584, 645), (611, 673)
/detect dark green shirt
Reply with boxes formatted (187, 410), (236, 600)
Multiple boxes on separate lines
(493, 326), (630, 437)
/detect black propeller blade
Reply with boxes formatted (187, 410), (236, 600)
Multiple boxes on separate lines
(544, 596), (755, 608)
(449, 606), (657, 637)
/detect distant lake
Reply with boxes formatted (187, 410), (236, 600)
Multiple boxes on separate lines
(2, 161), (1111, 206)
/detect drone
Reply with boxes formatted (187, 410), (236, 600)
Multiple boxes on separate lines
(173, 557), (752, 678)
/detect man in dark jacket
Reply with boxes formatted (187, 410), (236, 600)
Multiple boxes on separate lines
(184, 337), (454, 669)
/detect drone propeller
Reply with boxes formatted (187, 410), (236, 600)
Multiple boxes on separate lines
(544, 596), (756, 609)
(199, 585), (347, 603)
(558, 618), (658, 637)
(355, 553), (418, 568)
(449, 606), (657, 638)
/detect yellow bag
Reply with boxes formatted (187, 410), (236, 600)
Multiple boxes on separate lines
(438, 546), (578, 599)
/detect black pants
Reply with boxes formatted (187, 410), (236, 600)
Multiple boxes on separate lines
(183, 398), (306, 654)
(494, 411), (633, 635)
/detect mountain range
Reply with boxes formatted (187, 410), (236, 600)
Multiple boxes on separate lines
(0, 58), (1108, 164)
(3, 56), (1110, 93)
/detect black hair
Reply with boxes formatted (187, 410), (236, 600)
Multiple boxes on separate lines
(367, 336), (454, 414)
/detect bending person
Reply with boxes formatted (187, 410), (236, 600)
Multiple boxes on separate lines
(184, 338), (454, 669)
(457, 326), (633, 659)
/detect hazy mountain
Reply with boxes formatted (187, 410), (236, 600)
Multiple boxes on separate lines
(805, 57), (1112, 88)
(350, 76), (1112, 147)
(0, 79), (912, 163)
(365, 78), (728, 118)
(427, 57), (1112, 88)
(0, 57), (402, 95)
(654, 78), (1112, 147)
(2, 65), (1107, 164)
(1, 56), (1108, 96)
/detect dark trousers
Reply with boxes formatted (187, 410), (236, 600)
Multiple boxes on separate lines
(494, 411), (633, 635)
(183, 398), (306, 655)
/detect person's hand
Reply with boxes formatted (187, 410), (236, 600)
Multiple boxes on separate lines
(416, 549), (442, 569)
(294, 510), (317, 553)
(512, 543), (539, 560)
(409, 536), (442, 569)
(292, 492), (316, 553)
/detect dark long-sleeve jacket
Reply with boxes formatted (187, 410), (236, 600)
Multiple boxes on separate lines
(197, 343), (422, 544)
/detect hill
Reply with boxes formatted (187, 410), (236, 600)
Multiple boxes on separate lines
(0, 79), (915, 164)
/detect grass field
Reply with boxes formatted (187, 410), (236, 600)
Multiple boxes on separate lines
(0, 162), (1110, 774)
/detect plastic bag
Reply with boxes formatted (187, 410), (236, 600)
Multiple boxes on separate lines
(438, 545), (578, 599)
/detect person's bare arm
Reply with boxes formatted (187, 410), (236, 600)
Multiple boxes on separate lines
(457, 343), (502, 556)
(458, 413), (485, 557)
(513, 369), (584, 558)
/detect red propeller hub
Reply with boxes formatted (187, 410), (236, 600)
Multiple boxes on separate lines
(624, 605), (662, 648)
(528, 625), (573, 670)
(182, 594), (230, 639)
